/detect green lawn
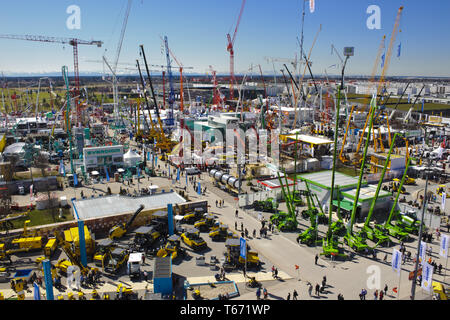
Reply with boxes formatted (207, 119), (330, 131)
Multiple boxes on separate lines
(9, 207), (74, 230)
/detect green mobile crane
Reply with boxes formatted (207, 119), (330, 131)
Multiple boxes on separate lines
(383, 157), (413, 241)
(343, 97), (377, 254)
(270, 172), (298, 231)
(358, 133), (400, 248)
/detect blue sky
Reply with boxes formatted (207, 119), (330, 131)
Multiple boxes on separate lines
(0, 0), (448, 77)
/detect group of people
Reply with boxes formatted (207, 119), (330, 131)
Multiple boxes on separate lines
(360, 284), (389, 300)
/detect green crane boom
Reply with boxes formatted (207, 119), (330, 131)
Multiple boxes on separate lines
(364, 133), (399, 228)
(348, 96), (377, 234)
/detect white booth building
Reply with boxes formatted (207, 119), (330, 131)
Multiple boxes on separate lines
(83, 145), (124, 173)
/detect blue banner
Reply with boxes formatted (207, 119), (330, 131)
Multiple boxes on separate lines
(33, 282), (41, 300)
(105, 166), (110, 182)
(240, 237), (247, 260)
(397, 42), (401, 58)
(73, 173), (78, 186)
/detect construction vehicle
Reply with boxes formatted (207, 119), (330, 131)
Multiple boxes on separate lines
(182, 207), (205, 224)
(0, 220), (44, 258)
(396, 210), (422, 235)
(116, 283), (137, 300)
(149, 211), (169, 236)
(64, 225), (95, 256)
(104, 248), (129, 274)
(194, 214), (217, 232)
(390, 178), (406, 194)
(300, 181), (328, 225)
(343, 99), (376, 254)
(272, 172), (298, 232)
(43, 237), (58, 258)
(54, 231), (97, 277)
(383, 157), (413, 241)
(223, 238), (260, 271)
(404, 175), (416, 185)
(127, 252), (144, 279)
(253, 198), (279, 212)
(209, 223), (233, 241)
(132, 226), (161, 252)
(93, 238), (115, 268)
(358, 133), (400, 248)
(157, 234), (185, 259)
(437, 185), (447, 197)
(109, 204), (145, 240)
(181, 228), (207, 251)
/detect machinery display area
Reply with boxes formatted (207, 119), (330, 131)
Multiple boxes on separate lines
(0, 0), (449, 305)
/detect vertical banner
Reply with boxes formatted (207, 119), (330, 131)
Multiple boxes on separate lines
(147, 151), (151, 161)
(440, 235), (449, 258)
(176, 168), (180, 181)
(392, 249), (402, 274)
(419, 242), (427, 264)
(442, 192), (446, 212)
(33, 282), (41, 300)
(30, 184), (34, 201)
(73, 172), (78, 187)
(105, 166), (110, 182)
(421, 262), (433, 292)
(309, 0), (315, 13)
(240, 237), (247, 260)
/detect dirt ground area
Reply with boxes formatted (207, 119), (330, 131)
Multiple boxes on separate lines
(186, 281), (237, 300)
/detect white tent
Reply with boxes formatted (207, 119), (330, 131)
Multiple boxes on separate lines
(123, 149), (141, 167)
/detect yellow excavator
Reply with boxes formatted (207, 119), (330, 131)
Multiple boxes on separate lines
(109, 205), (145, 240)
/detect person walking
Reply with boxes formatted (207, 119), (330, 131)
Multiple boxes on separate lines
(379, 290), (384, 300)
(307, 283), (313, 297)
(374, 290), (378, 300)
(315, 283), (320, 297)
(253, 229), (256, 238)
(271, 266), (275, 278)
(315, 254), (319, 265)
(286, 292), (291, 300)
(241, 222), (244, 231)
(360, 288), (367, 300)
(256, 287), (261, 300)
(322, 276), (327, 288)
(235, 209), (239, 218)
(293, 289), (298, 300)
(263, 287), (268, 300)
(235, 221), (238, 231)
(274, 268), (278, 279)
(384, 284), (388, 296)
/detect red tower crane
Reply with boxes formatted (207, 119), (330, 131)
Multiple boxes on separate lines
(226, 0), (246, 101)
(0, 34), (102, 126)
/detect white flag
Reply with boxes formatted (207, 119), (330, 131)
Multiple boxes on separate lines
(419, 242), (427, 264)
(421, 262), (433, 292)
(30, 184), (34, 201)
(392, 248), (402, 274)
(440, 234), (449, 258)
(442, 192), (446, 211)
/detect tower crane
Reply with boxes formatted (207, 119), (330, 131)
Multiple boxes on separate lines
(0, 34), (102, 126)
(226, 0), (246, 100)
(159, 36), (194, 115)
(103, 0), (132, 127)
